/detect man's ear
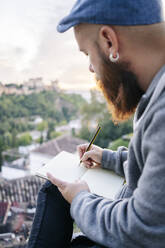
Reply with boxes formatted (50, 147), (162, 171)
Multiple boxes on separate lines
(99, 26), (119, 57)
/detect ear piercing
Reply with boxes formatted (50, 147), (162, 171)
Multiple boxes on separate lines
(109, 52), (119, 62)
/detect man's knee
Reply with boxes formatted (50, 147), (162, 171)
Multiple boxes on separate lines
(40, 180), (53, 193)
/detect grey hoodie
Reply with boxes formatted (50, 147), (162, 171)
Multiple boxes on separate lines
(70, 65), (165, 248)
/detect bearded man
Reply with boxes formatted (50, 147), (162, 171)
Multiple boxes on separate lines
(27, 0), (165, 247)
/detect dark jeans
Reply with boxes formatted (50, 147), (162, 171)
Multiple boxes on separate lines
(27, 181), (104, 248)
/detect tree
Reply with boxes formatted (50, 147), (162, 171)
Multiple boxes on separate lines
(37, 121), (48, 132)
(0, 91), (87, 147)
(18, 133), (32, 146)
(37, 121), (47, 144)
(77, 126), (91, 142)
(50, 131), (61, 139)
(109, 137), (130, 150)
(71, 128), (76, 137)
(47, 121), (55, 141)
(11, 129), (17, 147)
(39, 134), (44, 144)
(62, 107), (71, 122)
(78, 90), (133, 148)
(4, 132), (12, 148)
(80, 90), (105, 124)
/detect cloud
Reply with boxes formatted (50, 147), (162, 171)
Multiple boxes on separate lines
(0, 0), (91, 88)
(0, 0), (60, 78)
(1, 0), (165, 89)
(15, 0), (91, 87)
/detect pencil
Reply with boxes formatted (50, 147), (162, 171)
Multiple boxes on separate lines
(79, 125), (101, 166)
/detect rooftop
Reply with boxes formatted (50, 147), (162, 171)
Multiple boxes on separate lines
(0, 176), (44, 204)
(32, 134), (87, 157)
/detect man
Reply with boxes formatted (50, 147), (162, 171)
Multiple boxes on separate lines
(28, 0), (165, 247)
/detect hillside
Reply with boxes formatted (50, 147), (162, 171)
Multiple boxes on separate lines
(0, 91), (86, 136)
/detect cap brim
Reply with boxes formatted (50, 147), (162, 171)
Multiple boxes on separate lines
(57, 22), (78, 33)
(57, 12), (81, 33)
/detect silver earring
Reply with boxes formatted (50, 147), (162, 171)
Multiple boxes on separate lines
(109, 52), (119, 63)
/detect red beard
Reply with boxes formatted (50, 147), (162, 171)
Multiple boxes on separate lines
(96, 51), (144, 123)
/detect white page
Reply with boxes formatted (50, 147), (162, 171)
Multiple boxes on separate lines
(36, 151), (87, 183)
(82, 167), (124, 199)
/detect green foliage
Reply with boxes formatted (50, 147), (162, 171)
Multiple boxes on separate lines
(11, 129), (17, 147)
(47, 121), (56, 140)
(95, 113), (133, 148)
(60, 93), (85, 109)
(109, 138), (130, 151)
(37, 121), (48, 132)
(80, 90), (105, 123)
(0, 91), (86, 136)
(77, 90), (133, 148)
(71, 128), (76, 137)
(50, 131), (62, 139)
(0, 91), (87, 152)
(77, 126), (91, 142)
(17, 133), (32, 146)
(4, 132), (12, 148)
(39, 134), (44, 144)
(62, 107), (70, 122)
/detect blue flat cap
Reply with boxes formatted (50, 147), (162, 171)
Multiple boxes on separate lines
(57, 0), (164, 33)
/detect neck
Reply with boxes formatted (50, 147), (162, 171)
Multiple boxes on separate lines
(131, 47), (165, 92)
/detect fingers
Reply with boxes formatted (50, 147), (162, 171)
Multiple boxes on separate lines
(83, 158), (93, 168)
(81, 150), (94, 163)
(77, 144), (89, 159)
(77, 144), (96, 158)
(47, 173), (67, 190)
(81, 151), (95, 168)
(77, 144), (102, 168)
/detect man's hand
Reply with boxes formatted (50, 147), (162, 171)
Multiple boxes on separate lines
(47, 173), (90, 204)
(77, 144), (103, 169)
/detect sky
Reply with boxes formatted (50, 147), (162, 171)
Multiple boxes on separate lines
(0, 0), (94, 89)
(0, 0), (165, 89)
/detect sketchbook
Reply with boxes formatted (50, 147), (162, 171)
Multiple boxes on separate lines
(36, 151), (124, 200)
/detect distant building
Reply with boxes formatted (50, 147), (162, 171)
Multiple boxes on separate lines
(29, 134), (87, 173)
(0, 82), (4, 96)
(2, 148), (30, 171)
(21, 85), (30, 95)
(0, 176), (44, 247)
(56, 119), (81, 133)
(1, 166), (29, 180)
(24, 77), (44, 91)
(51, 79), (60, 91)
(18, 144), (39, 155)
(0, 77), (61, 96)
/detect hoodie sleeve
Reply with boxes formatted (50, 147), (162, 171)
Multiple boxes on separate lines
(101, 146), (128, 177)
(71, 108), (165, 248)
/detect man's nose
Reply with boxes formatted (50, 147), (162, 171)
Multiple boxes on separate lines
(89, 64), (95, 73)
